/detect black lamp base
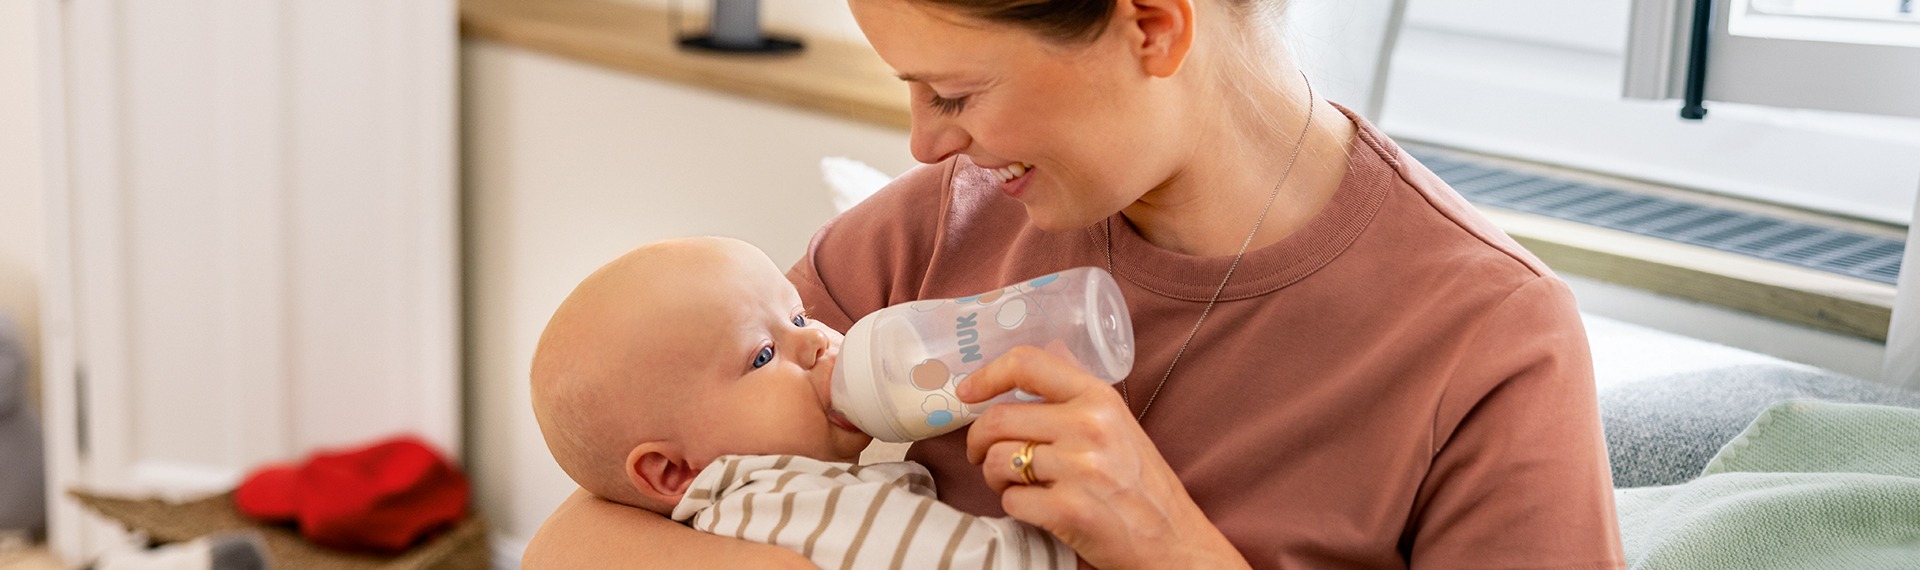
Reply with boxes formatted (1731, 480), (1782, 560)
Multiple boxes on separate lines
(678, 35), (804, 54)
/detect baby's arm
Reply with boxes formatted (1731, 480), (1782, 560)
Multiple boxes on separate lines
(522, 487), (812, 569)
(683, 456), (1075, 569)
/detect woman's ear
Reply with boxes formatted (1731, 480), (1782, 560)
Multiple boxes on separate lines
(625, 442), (699, 506)
(1120, 0), (1196, 78)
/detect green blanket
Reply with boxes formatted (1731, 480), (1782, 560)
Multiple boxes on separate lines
(1615, 400), (1920, 569)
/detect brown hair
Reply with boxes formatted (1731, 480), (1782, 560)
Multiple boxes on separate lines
(908, 0), (1112, 43)
(908, 0), (1275, 44)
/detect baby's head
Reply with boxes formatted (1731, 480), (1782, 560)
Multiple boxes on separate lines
(530, 237), (872, 513)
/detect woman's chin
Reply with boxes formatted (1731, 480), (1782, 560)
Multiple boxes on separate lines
(1020, 203), (1108, 233)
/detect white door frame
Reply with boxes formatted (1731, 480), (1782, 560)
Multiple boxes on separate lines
(39, 0), (460, 562)
(38, 0), (86, 557)
(1886, 188), (1920, 389)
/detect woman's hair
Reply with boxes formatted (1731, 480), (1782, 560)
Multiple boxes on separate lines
(909, 0), (1283, 44)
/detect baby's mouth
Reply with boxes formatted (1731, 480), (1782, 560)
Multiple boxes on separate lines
(818, 351), (866, 435)
(827, 408), (864, 435)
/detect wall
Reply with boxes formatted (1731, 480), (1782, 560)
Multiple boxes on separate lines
(460, 40), (914, 561)
(0, 0), (43, 406)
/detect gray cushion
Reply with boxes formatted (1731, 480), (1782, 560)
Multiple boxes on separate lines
(0, 315), (21, 416)
(1599, 363), (1920, 488)
(0, 314), (45, 533)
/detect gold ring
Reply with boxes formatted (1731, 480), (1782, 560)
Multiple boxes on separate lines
(1010, 440), (1039, 485)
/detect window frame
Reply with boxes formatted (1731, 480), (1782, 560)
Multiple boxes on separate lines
(1379, 0), (1920, 227)
(1624, 0), (1920, 119)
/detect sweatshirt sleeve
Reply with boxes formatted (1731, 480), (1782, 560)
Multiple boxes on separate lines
(1410, 277), (1627, 569)
(787, 159), (957, 333)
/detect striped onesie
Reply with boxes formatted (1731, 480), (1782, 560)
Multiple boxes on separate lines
(670, 454), (1075, 569)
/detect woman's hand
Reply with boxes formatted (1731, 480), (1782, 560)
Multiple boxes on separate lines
(956, 346), (1250, 570)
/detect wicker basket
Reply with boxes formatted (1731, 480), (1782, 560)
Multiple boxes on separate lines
(69, 490), (488, 569)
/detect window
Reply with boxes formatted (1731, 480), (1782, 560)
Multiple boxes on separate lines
(1378, 0), (1920, 225)
(1625, 0), (1920, 119)
(1741, 0), (1917, 46)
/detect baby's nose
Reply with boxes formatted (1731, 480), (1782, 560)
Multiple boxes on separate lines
(798, 327), (830, 368)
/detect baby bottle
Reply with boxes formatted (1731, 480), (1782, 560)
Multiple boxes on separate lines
(830, 267), (1134, 443)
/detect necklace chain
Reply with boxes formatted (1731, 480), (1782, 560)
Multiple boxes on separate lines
(1107, 72), (1316, 423)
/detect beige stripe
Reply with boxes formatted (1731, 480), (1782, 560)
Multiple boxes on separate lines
(887, 496), (936, 570)
(728, 471), (800, 541)
(772, 455), (796, 470)
(907, 474), (935, 492)
(800, 486), (846, 559)
(936, 514), (975, 570)
(822, 466), (849, 480)
(733, 486), (755, 538)
(768, 471), (801, 494)
(716, 458), (744, 490)
(685, 488), (713, 501)
(697, 487), (721, 533)
(768, 492), (799, 545)
(837, 484), (895, 570)
(1042, 533), (1059, 570)
(1015, 527), (1029, 570)
(983, 537), (998, 570)
(705, 459), (744, 532)
(846, 463), (866, 475)
(886, 473), (936, 495)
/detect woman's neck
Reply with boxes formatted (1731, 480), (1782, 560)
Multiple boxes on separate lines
(1120, 62), (1357, 258)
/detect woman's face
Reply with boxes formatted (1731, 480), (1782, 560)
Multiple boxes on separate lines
(850, 0), (1189, 232)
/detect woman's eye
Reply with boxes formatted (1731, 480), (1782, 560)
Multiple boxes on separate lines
(928, 93), (968, 116)
(792, 314), (807, 327)
(752, 346), (775, 369)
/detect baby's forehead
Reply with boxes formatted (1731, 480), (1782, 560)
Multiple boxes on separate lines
(653, 260), (799, 316)
(609, 323), (731, 403)
(625, 282), (782, 366)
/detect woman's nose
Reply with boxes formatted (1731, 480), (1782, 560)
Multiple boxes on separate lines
(909, 111), (971, 165)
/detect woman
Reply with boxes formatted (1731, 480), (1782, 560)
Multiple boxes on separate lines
(524, 0), (1625, 567)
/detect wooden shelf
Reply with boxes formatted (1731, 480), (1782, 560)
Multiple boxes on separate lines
(459, 0), (911, 129)
(458, 0), (1897, 341)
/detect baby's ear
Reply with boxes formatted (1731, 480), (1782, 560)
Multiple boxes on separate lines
(626, 442), (699, 506)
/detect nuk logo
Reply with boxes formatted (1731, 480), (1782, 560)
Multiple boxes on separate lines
(955, 313), (982, 363)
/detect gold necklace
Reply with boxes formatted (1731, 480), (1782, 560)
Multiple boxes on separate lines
(1106, 72), (1316, 422)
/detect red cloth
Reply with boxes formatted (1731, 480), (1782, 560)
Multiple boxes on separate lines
(235, 436), (469, 552)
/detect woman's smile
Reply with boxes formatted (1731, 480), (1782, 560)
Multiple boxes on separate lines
(992, 162), (1037, 199)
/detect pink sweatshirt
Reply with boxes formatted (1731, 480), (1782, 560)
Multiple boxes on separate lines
(788, 107), (1626, 569)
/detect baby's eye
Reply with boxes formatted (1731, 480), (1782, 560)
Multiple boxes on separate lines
(752, 346), (775, 369)
(792, 314), (807, 327)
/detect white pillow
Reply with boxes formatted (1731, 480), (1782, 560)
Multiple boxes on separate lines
(820, 157), (895, 214)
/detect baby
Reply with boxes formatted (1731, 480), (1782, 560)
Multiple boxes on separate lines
(530, 236), (1073, 569)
